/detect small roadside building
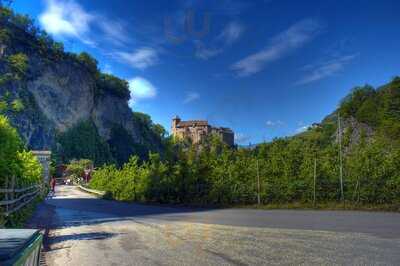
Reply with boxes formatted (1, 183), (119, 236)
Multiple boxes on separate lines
(31, 151), (52, 183)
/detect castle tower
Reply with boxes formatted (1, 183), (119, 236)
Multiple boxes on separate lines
(171, 115), (181, 136)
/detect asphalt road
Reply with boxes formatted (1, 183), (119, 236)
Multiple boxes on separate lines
(33, 185), (400, 265)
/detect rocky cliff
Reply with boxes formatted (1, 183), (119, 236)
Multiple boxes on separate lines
(23, 59), (142, 147)
(0, 8), (162, 164)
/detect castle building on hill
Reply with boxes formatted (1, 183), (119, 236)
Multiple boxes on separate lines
(171, 116), (234, 146)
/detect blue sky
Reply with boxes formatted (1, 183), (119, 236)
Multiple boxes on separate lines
(11, 0), (400, 144)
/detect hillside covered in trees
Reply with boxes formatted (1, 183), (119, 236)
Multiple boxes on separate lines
(0, 6), (165, 166)
(90, 77), (400, 209)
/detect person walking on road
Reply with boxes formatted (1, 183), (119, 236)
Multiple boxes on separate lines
(50, 176), (56, 194)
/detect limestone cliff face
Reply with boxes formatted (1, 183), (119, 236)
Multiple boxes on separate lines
(27, 60), (95, 134)
(92, 94), (139, 140)
(1, 51), (151, 152)
(16, 58), (145, 150)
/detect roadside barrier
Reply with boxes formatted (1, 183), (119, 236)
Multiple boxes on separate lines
(0, 184), (41, 216)
(78, 185), (106, 197)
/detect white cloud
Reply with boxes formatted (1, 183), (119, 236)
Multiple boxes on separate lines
(218, 21), (244, 44)
(194, 42), (222, 60)
(296, 125), (310, 133)
(296, 54), (358, 85)
(183, 91), (200, 104)
(116, 48), (159, 70)
(266, 120), (285, 127)
(195, 21), (244, 60)
(128, 77), (157, 104)
(231, 19), (322, 77)
(39, 0), (132, 48)
(39, 0), (93, 43)
(97, 19), (131, 46)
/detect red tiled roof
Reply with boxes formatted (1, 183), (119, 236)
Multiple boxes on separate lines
(177, 120), (208, 127)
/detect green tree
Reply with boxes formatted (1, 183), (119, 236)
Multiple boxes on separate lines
(0, 115), (22, 182)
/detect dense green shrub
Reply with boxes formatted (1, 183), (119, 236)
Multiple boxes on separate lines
(90, 156), (148, 201)
(90, 132), (400, 207)
(0, 115), (22, 182)
(0, 115), (42, 186)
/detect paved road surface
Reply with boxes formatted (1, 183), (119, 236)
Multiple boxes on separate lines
(33, 185), (400, 265)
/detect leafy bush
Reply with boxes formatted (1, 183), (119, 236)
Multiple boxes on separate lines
(90, 156), (149, 201)
(0, 116), (42, 186)
(0, 115), (22, 181)
(90, 131), (400, 207)
(16, 150), (42, 186)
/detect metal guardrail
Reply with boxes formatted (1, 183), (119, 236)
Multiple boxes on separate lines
(0, 184), (41, 216)
(78, 185), (106, 197)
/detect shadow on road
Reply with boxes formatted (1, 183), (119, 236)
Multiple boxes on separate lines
(44, 195), (217, 229)
(49, 232), (120, 245)
(32, 186), (400, 239)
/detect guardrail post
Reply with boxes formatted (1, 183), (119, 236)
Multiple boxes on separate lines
(11, 176), (15, 205)
(5, 176), (8, 214)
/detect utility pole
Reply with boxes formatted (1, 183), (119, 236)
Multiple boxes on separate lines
(338, 113), (345, 208)
(256, 159), (261, 205)
(313, 157), (317, 208)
